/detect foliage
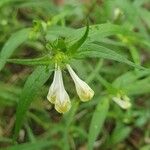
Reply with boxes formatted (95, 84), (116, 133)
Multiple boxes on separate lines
(0, 0), (150, 150)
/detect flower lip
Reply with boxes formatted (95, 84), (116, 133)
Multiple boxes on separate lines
(66, 64), (94, 102)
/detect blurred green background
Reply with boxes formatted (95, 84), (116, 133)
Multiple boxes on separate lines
(0, 0), (150, 150)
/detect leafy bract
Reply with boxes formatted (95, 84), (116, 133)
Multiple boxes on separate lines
(67, 23), (89, 54)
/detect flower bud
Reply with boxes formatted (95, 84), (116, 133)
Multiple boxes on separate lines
(112, 94), (131, 109)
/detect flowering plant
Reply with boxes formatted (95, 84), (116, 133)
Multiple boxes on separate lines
(0, 1), (149, 149)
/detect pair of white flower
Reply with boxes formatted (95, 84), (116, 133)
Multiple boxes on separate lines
(47, 64), (94, 113)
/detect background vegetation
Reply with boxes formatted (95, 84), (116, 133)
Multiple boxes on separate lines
(0, 0), (150, 150)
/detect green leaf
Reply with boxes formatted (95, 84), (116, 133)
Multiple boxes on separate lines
(3, 140), (55, 150)
(46, 26), (75, 39)
(126, 76), (150, 95)
(16, 0), (52, 8)
(113, 70), (150, 95)
(64, 101), (79, 128)
(63, 101), (79, 150)
(109, 123), (131, 145)
(13, 65), (53, 141)
(68, 22), (89, 54)
(88, 97), (109, 150)
(47, 23), (131, 43)
(113, 70), (150, 88)
(47, 23), (127, 50)
(0, 0), (15, 7)
(140, 145), (150, 150)
(78, 43), (145, 70)
(47, 23), (149, 50)
(0, 28), (31, 71)
(7, 55), (53, 66)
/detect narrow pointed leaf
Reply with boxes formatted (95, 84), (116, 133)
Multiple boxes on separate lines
(68, 23), (89, 54)
(7, 55), (52, 66)
(109, 124), (131, 145)
(13, 65), (53, 140)
(0, 28), (31, 71)
(78, 43), (145, 70)
(88, 97), (109, 150)
(3, 140), (56, 150)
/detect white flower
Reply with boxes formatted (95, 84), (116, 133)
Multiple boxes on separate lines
(66, 64), (94, 102)
(112, 94), (131, 109)
(47, 64), (71, 113)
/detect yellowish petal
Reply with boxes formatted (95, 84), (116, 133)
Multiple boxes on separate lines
(76, 82), (94, 102)
(55, 99), (71, 113)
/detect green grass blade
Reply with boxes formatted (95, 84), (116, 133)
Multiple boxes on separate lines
(0, 28), (31, 71)
(13, 65), (53, 141)
(63, 101), (79, 150)
(2, 140), (55, 150)
(88, 97), (109, 150)
(113, 70), (150, 87)
(109, 123), (131, 145)
(64, 101), (79, 128)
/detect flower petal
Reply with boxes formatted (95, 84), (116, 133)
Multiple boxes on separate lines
(47, 64), (59, 104)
